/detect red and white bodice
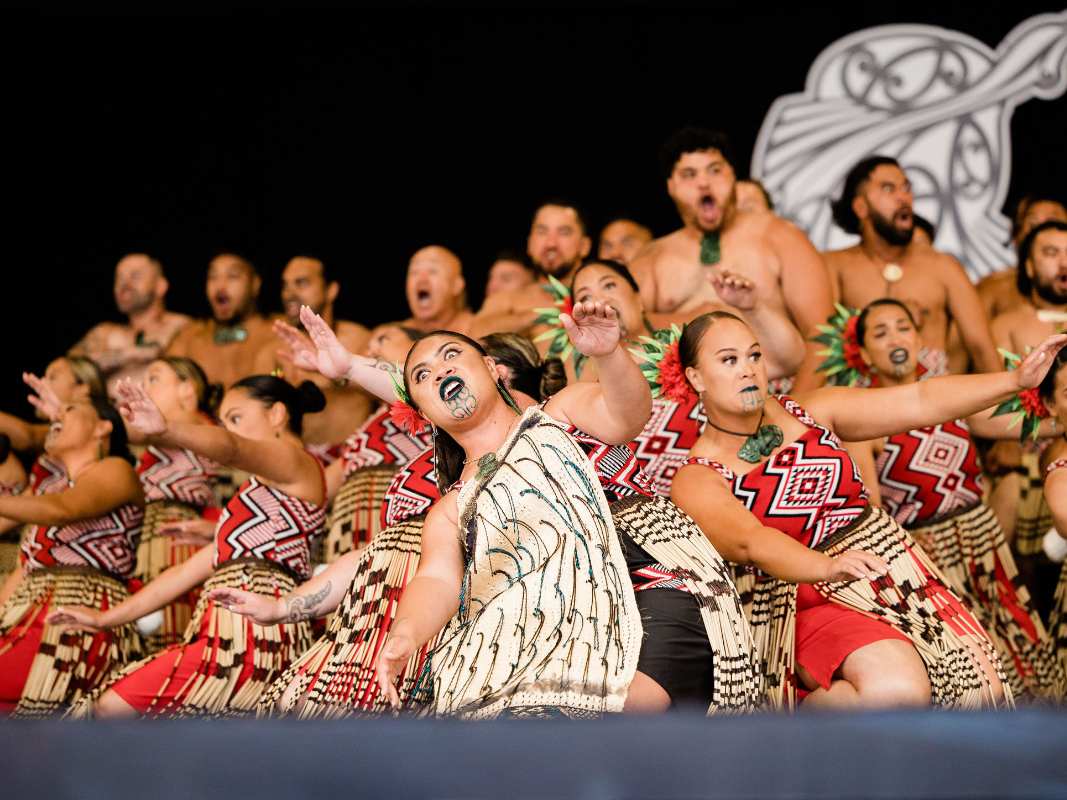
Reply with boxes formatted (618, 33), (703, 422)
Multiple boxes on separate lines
(630, 395), (705, 497)
(213, 477), (326, 581)
(20, 466), (144, 577)
(340, 404), (435, 479)
(380, 417), (655, 529)
(875, 420), (984, 527)
(685, 397), (869, 549)
(138, 445), (218, 509)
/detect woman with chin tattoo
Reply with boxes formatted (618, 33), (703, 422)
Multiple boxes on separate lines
(848, 299), (1064, 701)
(670, 306), (1067, 709)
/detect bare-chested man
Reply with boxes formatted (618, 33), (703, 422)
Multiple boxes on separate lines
(470, 200), (592, 340)
(598, 218), (652, 264)
(824, 155), (999, 373)
(485, 250), (535, 298)
(991, 221), (1067, 357)
(69, 254), (190, 395)
(254, 256), (373, 457)
(165, 253), (274, 388)
(976, 195), (1067, 322)
(630, 127), (833, 390)
(400, 245), (474, 334)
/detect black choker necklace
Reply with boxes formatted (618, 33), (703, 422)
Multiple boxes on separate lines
(707, 410), (784, 464)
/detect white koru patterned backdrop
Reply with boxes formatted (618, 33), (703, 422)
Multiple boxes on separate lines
(751, 12), (1067, 280)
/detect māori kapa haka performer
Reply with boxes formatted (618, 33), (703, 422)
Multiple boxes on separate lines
(49, 375), (328, 717)
(0, 397), (143, 717)
(848, 299), (1063, 701)
(1036, 349), (1067, 678)
(671, 310), (1067, 709)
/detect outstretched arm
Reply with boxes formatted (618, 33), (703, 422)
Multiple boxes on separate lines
(544, 301), (652, 444)
(48, 546), (215, 631)
(376, 498), (464, 707)
(802, 334), (1067, 442)
(672, 465), (887, 583)
(115, 380), (313, 490)
(0, 459), (140, 526)
(208, 546), (362, 624)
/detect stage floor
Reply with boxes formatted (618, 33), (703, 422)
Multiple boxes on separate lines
(4, 709), (1067, 799)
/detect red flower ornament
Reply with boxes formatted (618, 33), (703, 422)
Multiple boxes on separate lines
(658, 341), (693, 403)
(389, 400), (428, 435)
(1019, 387), (1050, 419)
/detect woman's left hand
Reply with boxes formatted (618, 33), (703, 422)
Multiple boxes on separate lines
(1015, 333), (1067, 389)
(561, 300), (621, 358)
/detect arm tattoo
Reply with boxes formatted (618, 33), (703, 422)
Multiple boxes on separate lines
(374, 361), (399, 374)
(284, 581), (332, 622)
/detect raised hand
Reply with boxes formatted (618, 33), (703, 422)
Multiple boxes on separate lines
(206, 587), (283, 625)
(1015, 333), (1067, 389)
(295, 305), (357, 381)
(822, 550), (889, 583)
(272, 320), (319, 373)
(560, 300), (621, 359)
(115, 378), (167, 436)
(47, 604), (108, 631)
(23, 373), (61, 420)
(157, 517), (216, 546)
(709, 270), (758, 311)
(375, 632), (415, 710)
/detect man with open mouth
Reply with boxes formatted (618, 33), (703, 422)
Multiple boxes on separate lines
(166, 253), (275, 389)
(396, 245), (474, 336)
(253, 256), (375, 463)
(629, 127), (833, 392)
(824, 155), (1000, 377)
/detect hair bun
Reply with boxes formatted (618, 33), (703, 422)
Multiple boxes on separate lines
(296, 380), (327, 414)
(538, 357), (568, 399)
(203, 383), (225, 416)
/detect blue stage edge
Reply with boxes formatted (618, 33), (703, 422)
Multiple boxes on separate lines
(4, 709), (1067, 799)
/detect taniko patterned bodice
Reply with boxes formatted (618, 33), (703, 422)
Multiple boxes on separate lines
(875, 420), (983, 527)
(340, 404), (435, 480)
(213, 476), (326, 581)
(380, 416), (655, 529)
(685, 397), (868, 549)
(21, 463), (144, 578)
(630, 395), (705, 497)
(138, 445), (218, 508)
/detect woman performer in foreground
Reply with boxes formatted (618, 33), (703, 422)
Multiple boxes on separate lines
(50, 376), (327, 717)
(1037, 350), (1067, 676)
(0, 397), (143, 717)
(849, 299), (1063, 700)
(671, 311), (1063, 709)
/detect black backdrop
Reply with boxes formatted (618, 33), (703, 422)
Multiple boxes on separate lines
(5, 4), (1065, 413)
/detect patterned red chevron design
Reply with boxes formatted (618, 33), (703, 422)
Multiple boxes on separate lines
(138, 445), (218, 507)
(630, 395), (705, 497)
(23, 501), (144, 577)
(29, 455), (68, 495)
(341, 405), (434, 479)
(379, 420), (654, 528)
(213, 477), (326, 581)
(686, 397), (868, 548)
(876, 421), (983, 526)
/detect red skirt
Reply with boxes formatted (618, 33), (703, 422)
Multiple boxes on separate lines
(795, 583), (909, 692)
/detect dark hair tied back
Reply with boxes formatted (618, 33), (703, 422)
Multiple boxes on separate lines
(231, 375), (326, 435)
(91, 397), (135, 465)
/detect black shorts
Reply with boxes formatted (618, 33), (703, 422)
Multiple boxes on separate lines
(634, 587), (715, 710)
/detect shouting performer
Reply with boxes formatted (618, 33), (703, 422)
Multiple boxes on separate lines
(0, 397), (143, 717)
(70, 254), (191, 396)
(166, 253), (274, 388)
(51, 376), (328, 717)
(825, 155), (999, 375)
(256, 256), (374, 460)
(669, 311), (1057, 709)
(848, 300), (1063, 700)
(399, 246), (474, 335)
(630, 128), (832, 390)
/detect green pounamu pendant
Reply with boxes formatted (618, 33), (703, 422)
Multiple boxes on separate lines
(700, 232), (721, 265)
(737, 424), (784, 464)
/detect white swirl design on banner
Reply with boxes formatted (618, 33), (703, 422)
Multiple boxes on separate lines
(751, 12), (1067, 279)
